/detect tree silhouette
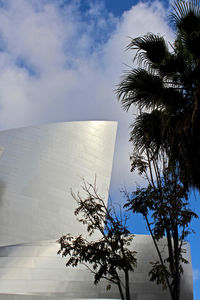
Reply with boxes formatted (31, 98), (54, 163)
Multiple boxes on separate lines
(58, 179), (137, 300)
(117, 0), (200, 190)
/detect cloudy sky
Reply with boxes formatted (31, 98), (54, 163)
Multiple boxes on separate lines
(0, 0), (175, 188)
(0, 0), (199, 298)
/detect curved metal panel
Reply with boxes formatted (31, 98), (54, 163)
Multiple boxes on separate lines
(0, 121), (117, 246)
(0, 237), (193, 299)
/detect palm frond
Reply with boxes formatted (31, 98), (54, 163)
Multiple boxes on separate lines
(129, 110), (168, 154)
(170, 0), (200, 33)
(171, 1), (200, 58)
(128, 33), (169, 67)
(158, 52), (185, 77)
(161, 88), (185, 113)
(117, 69), (164, 111)
(184, 30), (200, 57)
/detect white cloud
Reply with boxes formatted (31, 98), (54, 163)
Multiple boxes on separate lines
(0, 0), (174, 191)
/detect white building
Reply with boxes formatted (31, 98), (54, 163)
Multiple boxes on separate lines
(0, 121), (193, 300)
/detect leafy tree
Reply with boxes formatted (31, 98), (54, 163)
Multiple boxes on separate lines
(115, 2), (199, 298)
(123, 146), (198, 300)
(117, 0), (200, 190)
(57, 179), (137, 300)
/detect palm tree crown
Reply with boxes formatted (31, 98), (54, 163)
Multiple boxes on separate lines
(117, 0), (200, 190)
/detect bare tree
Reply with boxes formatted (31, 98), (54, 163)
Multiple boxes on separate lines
(58, 179), (137, 300)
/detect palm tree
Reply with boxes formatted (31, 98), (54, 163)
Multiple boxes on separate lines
(117, 0), (200, 191)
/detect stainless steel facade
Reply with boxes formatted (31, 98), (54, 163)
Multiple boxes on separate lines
(0, 121), (117, 246)
(0, 237), (193, 300)
(0, 121), (193, 300)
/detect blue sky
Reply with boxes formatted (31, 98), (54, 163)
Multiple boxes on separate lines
(0, 0), (198, 299)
